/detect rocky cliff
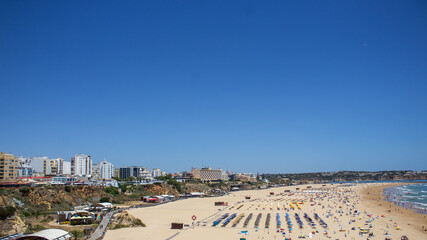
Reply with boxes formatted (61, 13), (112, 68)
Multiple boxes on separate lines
(109, 211), (145, 229)
(0, 183), (178, 237)
(26, 186), (108, 209)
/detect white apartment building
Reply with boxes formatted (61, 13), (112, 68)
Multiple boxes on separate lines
(92, 160), (114, 179)
(152, 168), (165, 178)
(100, 160), (114, 179)
(71, 154), (92, 176)
(28, 157), (66, 176)
(17, 156), (71, 177)
(62, 161), (71, 175)
(17, 157), (34, 177)
(30, 156), (50, 174)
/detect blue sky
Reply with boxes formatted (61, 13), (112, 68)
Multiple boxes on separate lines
(1, 1), (426, 173)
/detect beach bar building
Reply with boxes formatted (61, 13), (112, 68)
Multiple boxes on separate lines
(57, 210), (95, 225)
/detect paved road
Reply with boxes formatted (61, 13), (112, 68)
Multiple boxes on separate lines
(87, 201), (174, 240)
(88, 210), (118, 240)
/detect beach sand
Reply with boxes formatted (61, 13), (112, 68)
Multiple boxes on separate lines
(104, 183), (427, 239)
(358, 182), (427, 239)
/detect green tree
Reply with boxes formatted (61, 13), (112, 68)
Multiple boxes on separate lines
(155, 174), (182, 193)
(19, 186), (31, 196)
(119, 184), (128, 193)
(125, 176), (136, 182)
(64, 185), (72, 192)
(70, 230), (83, 240)
(0, 206), (16, 220)
(105, 186), (119, 195)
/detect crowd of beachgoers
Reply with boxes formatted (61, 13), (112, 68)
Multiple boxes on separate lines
(104, 183), (427, 240)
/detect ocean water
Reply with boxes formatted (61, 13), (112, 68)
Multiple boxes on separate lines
(384, 183), (427, 214)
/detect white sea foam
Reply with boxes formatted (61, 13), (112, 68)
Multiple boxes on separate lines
(386, 183), (427, 213)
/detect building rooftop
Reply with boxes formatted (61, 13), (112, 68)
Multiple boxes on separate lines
(23, 229), (71, 240)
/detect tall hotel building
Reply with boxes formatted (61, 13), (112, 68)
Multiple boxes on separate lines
(93, 159), (114, 179)
(119, 166), (148, 179)
(191, 167), (228, 182)
(0, 152), (19, 180)
(100, 160), (114, 179)
(71, 154), (92, 176)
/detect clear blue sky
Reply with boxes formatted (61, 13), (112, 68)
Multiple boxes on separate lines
(1, 1), (426, 173)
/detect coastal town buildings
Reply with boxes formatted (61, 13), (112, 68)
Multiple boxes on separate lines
(30, 156), (49, 174)
(119, 166), (132, 179)
(191, 168), (201, 179)
(93, 160), (114, 179)
(0, 152), (19, 180)
(173, 171), (193, 182)
(62, 161), (71, 175)
(17, 164), (33, 177)
(233, 173), (257, 182)
(191, 167), (229, 182)
(92, 163), (101, 179)
(48, 159), (58, 175)
(15, 156), (71, 177)
(71, 154), (92, 176)
(52, 158), (64, 175)
(18, 157), (34, 177)
(119, 166), (153, 181)
(152, 168), (166, 178)
(99, 160), (114, 179)
(17, 158), (33, 178)
(140, 169), (153, 181)
(181, 171), (193, 179)
(119, 166), (146, 179)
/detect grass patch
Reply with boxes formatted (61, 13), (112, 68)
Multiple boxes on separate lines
(112, 224), (129, 229)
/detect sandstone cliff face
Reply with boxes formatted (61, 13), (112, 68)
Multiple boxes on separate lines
(0, 186), (109, 236)
(0, 194), (26, 236)
(182, 183), (211, 194)
(26, 186), (108, 209)
(0, 216), (26, 236)
(147, 183), (180, 196)
(11, 215), (26, 234)
(109, 211), (145, 229)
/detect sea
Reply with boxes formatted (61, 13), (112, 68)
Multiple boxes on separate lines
(383, 182), (427, 214)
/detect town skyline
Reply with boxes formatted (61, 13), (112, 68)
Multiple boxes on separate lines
(3, 150), (426, 176)
(1, 1), (426, 173)
(2, 151), (426, 186)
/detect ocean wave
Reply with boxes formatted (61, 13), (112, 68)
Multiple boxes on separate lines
(400, 195), (417, 199)
(385, 183), (427, 213)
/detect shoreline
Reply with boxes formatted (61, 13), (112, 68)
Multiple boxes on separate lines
(383, 183), (427, 215)
(103, 183), (427, 240)
(359, 182), (427, 236)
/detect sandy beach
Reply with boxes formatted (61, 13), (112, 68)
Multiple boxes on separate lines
(358, 183), (427, 238)
(104, 183), (427, 240)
